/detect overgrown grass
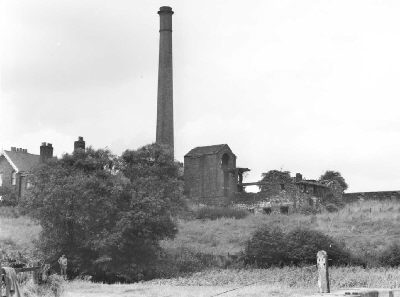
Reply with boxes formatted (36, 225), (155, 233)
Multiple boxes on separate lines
(21, 275), (65, 297)
(0, 207), (40, 259)
(195, 206), (248, 220)
(64, 267), (400, 297)
(162, 200), (400, 264)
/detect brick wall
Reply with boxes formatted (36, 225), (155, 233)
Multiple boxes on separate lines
(0, 157), (15, 189)
(184, 148), (237, 206)
(343, 191), (400, 203)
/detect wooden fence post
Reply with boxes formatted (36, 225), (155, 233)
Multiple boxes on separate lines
(32, 262), (40, 284)
(317, 250), (330, 293)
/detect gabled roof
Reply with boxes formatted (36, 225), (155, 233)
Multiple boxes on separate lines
(185, 144), (233, 157)
(2, 150), (40, 173)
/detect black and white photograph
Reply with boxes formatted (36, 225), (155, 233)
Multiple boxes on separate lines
(1, 1), (400, 296)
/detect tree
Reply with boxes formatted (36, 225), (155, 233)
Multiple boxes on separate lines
(258, 170), (291, 192)
(319, 170), (348, 191)
(22, 144), (183, 282)
(0, 186), (18, 206)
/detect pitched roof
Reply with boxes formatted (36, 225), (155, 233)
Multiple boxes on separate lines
(2, 150), (40, 172)
(185, 144), (232, 157)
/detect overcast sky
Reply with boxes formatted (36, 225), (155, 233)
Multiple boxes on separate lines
(1, 0), (400, 192)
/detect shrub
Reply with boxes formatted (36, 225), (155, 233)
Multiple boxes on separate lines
(285, 228), (351, 266)
(325, 203), (339, 213)
(0, 187), (18, 207)
(244, 226), (352, 267)
(379, 242), (400, 267)
(195, 207), (248, 220)
(21, 275), (65, 297)
(299, 205), (319, 215)
(244, 226), (286, 267)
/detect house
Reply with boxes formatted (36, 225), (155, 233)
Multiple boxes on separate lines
(0, 143), (53, 201)
(0, 136), (86, 202)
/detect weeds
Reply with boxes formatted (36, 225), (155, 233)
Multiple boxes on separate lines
(195, 206), (248, 220)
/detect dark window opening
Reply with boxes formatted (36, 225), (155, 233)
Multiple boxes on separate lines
(280, 184), (285, 190)
(263, 207), (272, 214)
(280, 206), (289, 214)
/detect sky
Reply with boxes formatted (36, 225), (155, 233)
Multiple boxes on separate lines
(1, 0), (400, 192)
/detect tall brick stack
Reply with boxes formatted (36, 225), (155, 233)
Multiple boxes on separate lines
(156, 6), (174, 156)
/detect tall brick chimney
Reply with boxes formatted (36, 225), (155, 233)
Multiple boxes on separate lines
(40, 142), (53, 163)
(74, 136), (85, 152)
(156, 6), (174, 156)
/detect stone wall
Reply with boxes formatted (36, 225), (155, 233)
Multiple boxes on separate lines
(343, 191), (400, 203)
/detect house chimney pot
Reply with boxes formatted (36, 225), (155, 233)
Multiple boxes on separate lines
(74, 136), (85, 152)
(295, 173), (303, 182)
(40, 142), (53, 163)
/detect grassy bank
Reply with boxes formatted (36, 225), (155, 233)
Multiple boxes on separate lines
(162, 200), (400, 259)
(0, 207), (40, 257)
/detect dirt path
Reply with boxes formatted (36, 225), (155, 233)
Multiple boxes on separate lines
(64, 281), (312, 297)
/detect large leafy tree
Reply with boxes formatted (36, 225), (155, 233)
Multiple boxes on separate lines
(23, 144), (183, 282)
(319, 170), (348, 191)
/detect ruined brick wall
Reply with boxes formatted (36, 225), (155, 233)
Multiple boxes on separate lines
(343, 191), (400, 203)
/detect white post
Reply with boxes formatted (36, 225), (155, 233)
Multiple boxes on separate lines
(317, 250), (330, 293)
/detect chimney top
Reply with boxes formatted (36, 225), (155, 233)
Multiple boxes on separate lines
(158, 6), (173, 14)
(74, 136), (86, 152)
(41, 142), (46, 146)
(47, 143), (52, 147)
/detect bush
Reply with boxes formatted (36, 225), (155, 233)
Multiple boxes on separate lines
(244, 226), (286, 267)
(379, 242), (400, 267)
(325, 203), (339, 213)
(195, 207), (248, 220)
(0, 187), (18, 207)
(299, 205), (319, 215)
(21, 275), (65, 297)
(285, 228), (351, 266)
(244, 226), (352, 267)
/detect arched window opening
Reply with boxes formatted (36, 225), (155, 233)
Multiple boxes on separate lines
(221, 153), (230, 171)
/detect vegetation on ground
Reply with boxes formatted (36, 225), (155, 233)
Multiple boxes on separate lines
(64, 267), (400, 297)
(21, 143), (184, 283)
(195, 206), (248, 220)
(162, 199), (400, 267)
(21, 275), (65, 297)
(244, 226), (351, 267)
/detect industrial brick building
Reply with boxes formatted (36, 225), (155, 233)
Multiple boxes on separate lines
(184, 144), (240, 205)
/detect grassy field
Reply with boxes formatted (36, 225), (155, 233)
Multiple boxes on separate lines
(162, 200), (400, 258)
(64, 267), (400, 297)
(0, 207), (40, 257)
(1, 200), (400, 296)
